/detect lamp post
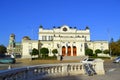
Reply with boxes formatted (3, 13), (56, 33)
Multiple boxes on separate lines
(109, 43), (112, 60)
(107, 29), (112, 59)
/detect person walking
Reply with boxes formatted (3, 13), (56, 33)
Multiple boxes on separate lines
(60, 55), (63, 61)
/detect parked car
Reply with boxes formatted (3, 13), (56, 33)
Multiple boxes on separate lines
(82, 58), (94, 64)
(0, 53), (6, 58)
(0, 57), (16, 64)
(113, 56), (120, 63)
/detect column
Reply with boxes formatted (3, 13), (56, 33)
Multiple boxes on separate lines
(71, 44), (73, 56)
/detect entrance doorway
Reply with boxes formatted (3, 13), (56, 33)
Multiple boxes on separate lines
(73, 46), (77, 56)
(67, 46), (71, 56)
(62, 46), (66, 56)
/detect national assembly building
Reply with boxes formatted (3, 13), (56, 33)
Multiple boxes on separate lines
(7, 25), (109, 59)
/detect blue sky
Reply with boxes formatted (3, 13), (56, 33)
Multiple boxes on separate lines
(0, 0), (120, 46)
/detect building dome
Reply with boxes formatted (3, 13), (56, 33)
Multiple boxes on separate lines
(10, 33), (15, 37)
(22, 36), (31, 40)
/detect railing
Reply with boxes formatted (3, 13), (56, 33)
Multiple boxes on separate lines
(0, 63), (84, 80)
(0, 59), (105, 80)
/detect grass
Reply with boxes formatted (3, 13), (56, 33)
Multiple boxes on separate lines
(89, 56), (111, 59)
(16, 58), (80, 66)
(16, 56), (112, 66)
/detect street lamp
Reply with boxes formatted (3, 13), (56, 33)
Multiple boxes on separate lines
(109, 43), (112, 59)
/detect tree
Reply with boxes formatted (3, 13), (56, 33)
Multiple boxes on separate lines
(52, 49), (58, 56)
(31, 48), (39, 56)
(117, 39), (120, 44)
(40, 47), (49, 58)
(110, 39), (120, 56)
(103, 49), (109, 54)
(94, 49), (102, 57)
(85, 48), (93, 56)
(0, 45), (7, 54)
(95, 49), (102, 54)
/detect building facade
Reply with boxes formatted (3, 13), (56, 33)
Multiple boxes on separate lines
(38, 25), (108, 57)
(7, 25), (109, 58)
(22, 37), (38, 58)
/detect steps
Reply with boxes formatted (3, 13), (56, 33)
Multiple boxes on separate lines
(62, 56), (88, 61)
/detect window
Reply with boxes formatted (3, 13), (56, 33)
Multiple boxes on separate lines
(42, 36), (45, 40)
(42, 36), (47, 41)
(51, 36), (53, 40)
(45, 36), (47, 40)
(63, 27), (67, 31)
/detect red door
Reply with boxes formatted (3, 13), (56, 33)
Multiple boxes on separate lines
(62, 46), (66, 56)
(67, 46), (71, 56)
(73, 46), (77, 56)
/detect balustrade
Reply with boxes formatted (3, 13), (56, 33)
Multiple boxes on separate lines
(0, 61), (104, 80)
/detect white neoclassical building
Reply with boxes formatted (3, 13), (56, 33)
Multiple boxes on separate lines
(38, 25), (108, 57)
(38, 25), (90, 57)
(7, 25), (109, 58)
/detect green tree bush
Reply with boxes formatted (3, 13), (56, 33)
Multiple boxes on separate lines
(103, 49), (109, 54)
(110, 39), (120, 56)
(85, 48), (93, 56)
(0, 45), (6, 54)
(52, 49), (58, 56)
(31, 48), (39, 56)
(40, 47), (49, 58)
(95, 49), (102, 56)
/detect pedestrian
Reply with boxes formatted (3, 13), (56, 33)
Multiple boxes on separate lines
(60, 55), (63, 61)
